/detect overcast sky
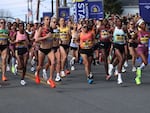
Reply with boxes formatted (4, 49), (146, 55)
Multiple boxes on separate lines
(0, 0), (73, 21)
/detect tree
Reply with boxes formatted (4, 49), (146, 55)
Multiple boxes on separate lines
(104, 0), (123, 16)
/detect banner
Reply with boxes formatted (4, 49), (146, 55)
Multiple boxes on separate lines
(43, 12), (53, 18)
(88, 1), (103, 19)
(72, 0), (85, 3)
(139, 0), (150, 23)
(58, 7), (70, 20)
(73, 0), (103, 22)
(73, 0), (88, 22)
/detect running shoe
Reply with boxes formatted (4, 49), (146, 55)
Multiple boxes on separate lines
(96, 60), (100, 65)
(117, 74), (123, 84)
(132, 66), (136, 72)
(60, 71), (66, 77)
(35, 74), (40, 84)
(89, 72), (94, 79)
(121, 66), (126, 73)
(70, 57), (75, 66)
(31, 66), (35, 72)
(2, 75), (8, 81)
(71, 66), (75, 71)
(135, 67), (142, 85)
(6, 65), (10, 71)
(65, 69), (70, 75)
(106, 75), (111, 80)
(124, 61), (128, 67)
(42, 69), (48, 80)
(87, 78), (93, 84)
(55, 74), (61, 82)
(87, 76), (93, 84)
(135, 77), (141, 85)
(47, 79), (56, 88)
(117, 77), (123, 84)
(20, 80), (26, 86)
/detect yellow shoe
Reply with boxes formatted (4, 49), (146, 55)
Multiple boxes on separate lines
(135, 77), (141, 85)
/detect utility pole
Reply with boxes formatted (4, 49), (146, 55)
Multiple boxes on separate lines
(27, 0), (29, 23)
(25, 14), (27, 23)
(56, 0), (60, 18)
(64, 0), (67, 7)
(51, 0), (54, 16)
(30, 0), (33, 23)
(36, 0), (40, 21)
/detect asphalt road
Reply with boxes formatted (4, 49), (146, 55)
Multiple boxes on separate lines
(0, 61), (150, 113)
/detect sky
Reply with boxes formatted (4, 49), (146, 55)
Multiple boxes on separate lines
(0, 0), (73, 22)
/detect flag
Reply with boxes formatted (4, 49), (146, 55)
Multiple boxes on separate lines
(28, 8), (32, 17)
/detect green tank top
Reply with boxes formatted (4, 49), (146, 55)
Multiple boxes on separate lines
(0, 29), (9, 40)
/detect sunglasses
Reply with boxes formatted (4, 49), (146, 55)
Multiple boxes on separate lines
(45, 18), (50, 21)
(0, 22), (4, 24)
(83, 25), (87, 28)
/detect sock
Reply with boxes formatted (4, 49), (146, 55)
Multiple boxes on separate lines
(118, 73), (121, 79)
(139, 63), (145, 69)
(56, 73), (60, 76)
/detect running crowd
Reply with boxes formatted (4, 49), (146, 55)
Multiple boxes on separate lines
(0, 13), (150, 88)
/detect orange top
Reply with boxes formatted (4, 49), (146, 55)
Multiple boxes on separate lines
(80, 31), (94, 49)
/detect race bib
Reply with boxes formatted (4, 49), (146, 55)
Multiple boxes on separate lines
(60, 32), (68, 41)
(82, 40), (93, 49)
(101, 30), (109, 39)
(140, 36), (149, 44)
(116, 35), (124, 41)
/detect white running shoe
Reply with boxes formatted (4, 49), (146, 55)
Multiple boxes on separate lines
(124, 61), (128, 67)
(42, 69), (48, 80)
(108, 64), (113, 76)
(132, 66), (136, 72)
(60, 71), (66, 77)
(20, 80), (26, 86)
(6, 65), (10, 71)
(89, 72), (94, 79)
(55, 74), (61, 82)
(117, 75), (123, 84)
(70, 57), (75, 66)
(31, 66), (35, 72)
(121, 66), (126, 73)
(71, 66), (75, 71)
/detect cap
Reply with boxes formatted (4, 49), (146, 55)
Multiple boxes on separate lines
(34, 20), (39, 24)
(136, 19), (144, 26)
